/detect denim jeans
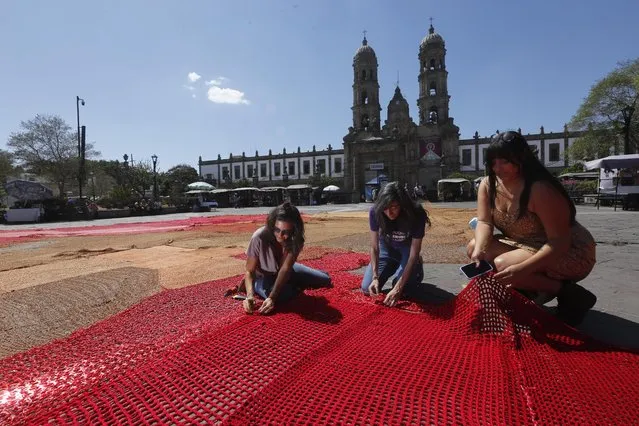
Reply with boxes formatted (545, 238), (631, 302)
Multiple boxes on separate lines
(254, 263), (332, 302)
(361, 239), (424, 295)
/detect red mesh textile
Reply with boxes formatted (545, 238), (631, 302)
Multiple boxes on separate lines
(2, 260), (638, 424)
(0, 215), (269, 245)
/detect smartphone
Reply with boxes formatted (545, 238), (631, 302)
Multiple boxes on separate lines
(460, 260), (493, 279)
(232, 294), (247, 300)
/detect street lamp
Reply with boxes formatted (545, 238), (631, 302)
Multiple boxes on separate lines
(283, 165), (289, 185)
(439, 155), (446, 180)
(76, 96), (85, 198)
(151, 154), (158, 202)
(90, 171), (96, 201)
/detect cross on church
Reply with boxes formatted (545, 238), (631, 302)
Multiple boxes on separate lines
(429, 17), (433, 25)
(363, 29), (367, 39)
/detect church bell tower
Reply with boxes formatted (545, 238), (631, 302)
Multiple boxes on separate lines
(352, 34), (381, 132)
(417, 23), (450, 125)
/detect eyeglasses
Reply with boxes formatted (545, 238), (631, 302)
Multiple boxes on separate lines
(274, 226), (294, 236)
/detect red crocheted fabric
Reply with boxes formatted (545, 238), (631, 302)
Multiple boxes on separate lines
(0, 214), (270, 246)
(1, 252), (638, 424)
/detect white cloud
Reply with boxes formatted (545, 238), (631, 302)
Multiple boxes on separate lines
(207, 86), (250, 105)
(192, 93), (197, 99)
(183, 84), (196, 91)
(188, 72), (201, 82)
(205, 76), (229, 86)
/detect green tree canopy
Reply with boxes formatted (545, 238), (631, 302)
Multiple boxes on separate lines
(569, 59), (639, 159)
(162, 164), (199, 197)
(7, 114), (100, 195)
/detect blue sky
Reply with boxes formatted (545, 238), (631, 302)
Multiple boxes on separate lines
(2, 0), (638, 172)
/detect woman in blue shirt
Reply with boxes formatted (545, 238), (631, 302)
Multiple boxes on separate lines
(362, 182), (431, 306)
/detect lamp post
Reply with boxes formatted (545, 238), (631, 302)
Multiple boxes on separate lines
(282, 165), (289, 185)
(439, 155), (446, 180)
(90, 171), (96, 201)
(76, 96), (85, 198)
(151, 154), (158, 202)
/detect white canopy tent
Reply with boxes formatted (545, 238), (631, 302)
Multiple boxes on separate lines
(584, 154), (639, 171)
(187, 181), (215, 191)
(584, 154), (639, 211)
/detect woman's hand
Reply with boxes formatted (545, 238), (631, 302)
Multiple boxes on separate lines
(494, 265), (527, 288)
(258, 297), (275, 314)
(383, 287), (401, 307)
(470, 247), (487, 266)
(368, 278), (381, 296)
(243, 297), (255, 314)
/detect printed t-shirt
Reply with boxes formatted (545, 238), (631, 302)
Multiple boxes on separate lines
(246, 226), (281, 277)
(369, 206), (427, 249)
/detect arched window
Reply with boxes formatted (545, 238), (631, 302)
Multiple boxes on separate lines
(361, 115), (370, 130)
(428, 107), (438, 123)
(440, 57), (445, 69)
(361, 90), (368, 105)
(429, 82), (437, 96)
(429, 59), (436, 70)
(361, 70), (367, 81)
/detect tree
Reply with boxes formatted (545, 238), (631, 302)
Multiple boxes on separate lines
(569, 59), (639, 158)
(0, 150), (17, 203)
(6, 114), (100, 195)
(0, 149), (16, 183)
(162, 164), (199, 198)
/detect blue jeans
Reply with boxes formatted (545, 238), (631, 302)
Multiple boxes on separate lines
(254, 263), (332, 302)
(361, 239), (424, 295)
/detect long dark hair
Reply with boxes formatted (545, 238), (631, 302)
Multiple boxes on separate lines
(265, 201), (305, 255)
(373, 181), (430, 236)
(485, 131), (576, 223)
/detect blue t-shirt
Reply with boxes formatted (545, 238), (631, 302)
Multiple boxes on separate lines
(368, 206), (427, 248)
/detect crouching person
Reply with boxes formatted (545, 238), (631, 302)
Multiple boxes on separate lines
(243, 202), (331, 314)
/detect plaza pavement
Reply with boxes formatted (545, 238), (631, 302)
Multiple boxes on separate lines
(2, 202), (638, 348)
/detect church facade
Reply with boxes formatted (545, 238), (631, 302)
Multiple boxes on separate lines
(199, 24), (581, 196)
(342, 24), (460, 201)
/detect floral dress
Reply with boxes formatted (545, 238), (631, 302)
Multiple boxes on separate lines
(492, 208), (596, 281)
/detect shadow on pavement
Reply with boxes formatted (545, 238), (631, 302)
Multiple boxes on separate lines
(408, 282), (457, 304)
(577, 310), (639, 350)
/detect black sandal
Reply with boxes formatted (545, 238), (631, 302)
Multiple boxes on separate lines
(556, 281), (597, 327)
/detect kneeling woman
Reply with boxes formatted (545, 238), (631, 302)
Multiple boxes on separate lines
(467, 131), (597, 326)
(362, 182), (430, 307)
(243, 202), (331, 314)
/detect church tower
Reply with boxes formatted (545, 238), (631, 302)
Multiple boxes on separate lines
(417, 23), (449, 125)
(352, 34), (381, 132)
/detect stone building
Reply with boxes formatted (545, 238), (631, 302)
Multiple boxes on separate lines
(199, 23), (582, 196)
(343, 24), (460, 201)
(198, 146), (344, 187)
(458, 126), (583, 175)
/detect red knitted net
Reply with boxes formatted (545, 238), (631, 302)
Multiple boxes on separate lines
(0, 215), (270, 246)
(1, 252), (637, 424)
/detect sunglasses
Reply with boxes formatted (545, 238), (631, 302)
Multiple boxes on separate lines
(495, 131), (522, 143)
(274, 226), (294, 236)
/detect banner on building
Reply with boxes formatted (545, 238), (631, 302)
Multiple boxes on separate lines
(419, 138), (442, 161)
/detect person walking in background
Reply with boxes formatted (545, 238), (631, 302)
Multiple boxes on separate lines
(466, 131), (597, 326)
(362, 182), (430, 307)
(241, 202), (331, 314)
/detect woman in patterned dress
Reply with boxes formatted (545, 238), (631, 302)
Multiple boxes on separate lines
(466, 131), (597, 326)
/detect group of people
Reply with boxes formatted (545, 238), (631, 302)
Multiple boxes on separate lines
(236, 131), (597, 326)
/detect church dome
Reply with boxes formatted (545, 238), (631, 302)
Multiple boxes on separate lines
(354, 37), (377, 63)
(420, 24), (444, 48)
